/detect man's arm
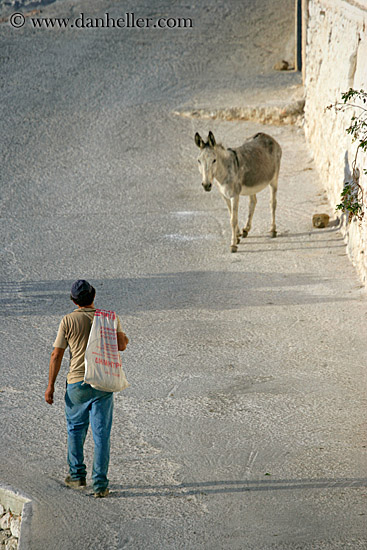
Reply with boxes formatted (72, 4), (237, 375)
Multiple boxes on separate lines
(45, 347), (65, 405)
(117, 332), (129, 351)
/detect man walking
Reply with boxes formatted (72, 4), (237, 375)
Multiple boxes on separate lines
(45, 280), (129, 498)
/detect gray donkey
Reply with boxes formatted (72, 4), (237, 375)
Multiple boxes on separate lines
(195, 131), (282, 252)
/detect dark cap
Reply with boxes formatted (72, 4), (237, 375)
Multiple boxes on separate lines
(70, 279), (94, 300)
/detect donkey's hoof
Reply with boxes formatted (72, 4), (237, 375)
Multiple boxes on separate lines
(242, 229), (248, 238)
(270, 230), (277, 238)
(230, 245), (238, 253)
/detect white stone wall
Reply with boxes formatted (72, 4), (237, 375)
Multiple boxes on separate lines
(0, 504), (20, 549)
(304, 0), (367, 283)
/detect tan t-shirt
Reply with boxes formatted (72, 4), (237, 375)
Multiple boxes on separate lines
(53, 307), (124, 384)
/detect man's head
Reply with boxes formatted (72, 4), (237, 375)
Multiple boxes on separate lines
(70, 279), (96, 307)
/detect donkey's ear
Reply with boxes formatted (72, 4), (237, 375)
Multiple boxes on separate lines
(207, 131), (216, 147)
(195, 132), (205, 149)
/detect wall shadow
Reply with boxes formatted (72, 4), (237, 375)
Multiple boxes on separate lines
(108, 477), (367, 499)
(0, 271), (357, 318)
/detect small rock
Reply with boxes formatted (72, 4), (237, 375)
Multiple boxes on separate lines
(10, 516), (21, 539)
(313, 213), (330, 228)
(0, 513), (11, 530)
(274, 60), (289, 71)
(0, 504), (4, 516)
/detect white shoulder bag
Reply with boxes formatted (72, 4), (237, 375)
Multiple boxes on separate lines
(84, 309), (129, 392)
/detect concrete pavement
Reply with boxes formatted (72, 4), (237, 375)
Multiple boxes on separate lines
(1, 0), (367, 548)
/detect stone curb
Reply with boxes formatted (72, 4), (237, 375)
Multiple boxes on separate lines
(0, 485), (32, 550)
(174, 99), (305, 127)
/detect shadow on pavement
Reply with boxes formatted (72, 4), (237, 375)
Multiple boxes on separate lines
(108, 477), (367, 498)
(0, 270), (357, 317)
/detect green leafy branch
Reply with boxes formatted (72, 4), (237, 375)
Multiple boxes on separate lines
(327, 89), (367, 222)
(335, 170), (363, 222)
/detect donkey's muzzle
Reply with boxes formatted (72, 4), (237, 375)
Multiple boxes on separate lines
(202, 182), (212, 192)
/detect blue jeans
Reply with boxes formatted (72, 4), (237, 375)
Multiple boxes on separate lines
(65, 381), (114, 492)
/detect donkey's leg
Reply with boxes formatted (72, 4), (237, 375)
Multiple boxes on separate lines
(269, 180), (278, 238)
(242, 194), (257, 238)
(224, 196), (231, 215)
(224, 196), (240, 244)
(230, 195), (240, 252)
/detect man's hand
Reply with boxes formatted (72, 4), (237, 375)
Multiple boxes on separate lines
(117, 332), (129, 351)
(45, 347), (65, 405)
(45, 385), (55, 405)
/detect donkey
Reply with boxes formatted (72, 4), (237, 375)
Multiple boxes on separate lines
(195, 131), (282, 252)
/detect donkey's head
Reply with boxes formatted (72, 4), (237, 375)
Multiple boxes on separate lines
(195, 131), (217, 192)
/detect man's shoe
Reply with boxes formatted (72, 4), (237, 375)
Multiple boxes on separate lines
(93, 488), (109, 498)
(64, 475), (86, 489)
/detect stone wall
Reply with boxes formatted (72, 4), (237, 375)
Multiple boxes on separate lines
(0, 505), (21, 549)
(304, 0), (367, 283)
(0, 487), (31, 550)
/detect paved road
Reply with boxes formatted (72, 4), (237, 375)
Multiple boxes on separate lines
(1, 0), (367, 548)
